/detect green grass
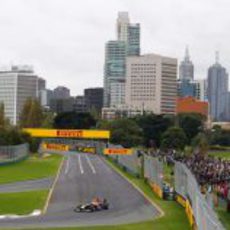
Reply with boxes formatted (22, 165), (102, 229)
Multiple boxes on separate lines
(216, 208), (230, 230)
(0, 154), (63, 184)
(0, 190), (48, 215)
(208, 151), (230, 160)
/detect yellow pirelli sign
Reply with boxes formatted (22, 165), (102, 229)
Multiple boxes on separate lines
(23, 129), (110, 139)
(104, 148), (133, 155)
(43, 143), (69, 151)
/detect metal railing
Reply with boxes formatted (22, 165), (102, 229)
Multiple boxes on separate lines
(0, 143), (29, 165)
(175, 162), (225, 230)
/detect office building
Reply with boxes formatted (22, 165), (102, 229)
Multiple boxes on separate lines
(0, 65), (38, 125)
(84, 88), (103, 113)
(125, 54), (177, 114)
(176, 96), (208, 117)
(103, 40), (127, 107)
(53, 86), (70, 99)
(178, 79), (207, 101)
(39, 89), (54, 108)
(179, 46), (194, 81)
(103, 12), (140, 108)
(207, 54), (229, 121)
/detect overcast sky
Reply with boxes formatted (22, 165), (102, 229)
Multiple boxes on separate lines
(0, 0), (229, 95)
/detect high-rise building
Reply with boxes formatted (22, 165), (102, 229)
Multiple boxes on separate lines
(207, 53), (229, 121)
(178, 79), (207, 101)
(125, 54), (177, 114)
(179, 46), (194, 81)
(84, 87), (103, 113)
(103, 40), (127, 107)
(0, 65), (38, 125)
(53, 86), (70, 99)
(103, 12), (140, 108)
(39, 89), (54, 108)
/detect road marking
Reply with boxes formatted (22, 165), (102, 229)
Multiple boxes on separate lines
(42, 156), (65, 214)
(65, 156), (70, 174)
(78, 155), (84, 174)
(102, 157), (165, 219)
(85, 155), (96, 174)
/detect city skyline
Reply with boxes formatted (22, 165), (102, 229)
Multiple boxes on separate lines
(0, 0), (230, 95)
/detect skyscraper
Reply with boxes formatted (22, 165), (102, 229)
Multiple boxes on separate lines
(179, 46), (194, 81)
(0, 66), (38, 125)
(53, 86), (70, 99)
(103, 40), (127, 107)
(207, 53), (229, 121)
(125, 54), (177, 114)
(103, 12), (140, 107)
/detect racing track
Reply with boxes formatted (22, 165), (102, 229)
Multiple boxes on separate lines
(0, 153), (159, 228)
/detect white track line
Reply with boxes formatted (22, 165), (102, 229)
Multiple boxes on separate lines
(78, 155), (84, 174)
(85, 155), (96, 174)
(64, 157), (70, 175)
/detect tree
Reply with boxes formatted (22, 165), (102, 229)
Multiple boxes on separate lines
(97, 118), (143, 148)
(0, 103), (10, 130)
(42, 112), (55, 128)
(19, 98), (44, 128)
(161, 126), (187, 150)
(178, 113), (205, 143)
(111, 119), (143, 147)
(192, 132), (209, 156)
(53, 112), (96, 129)
(134, 114), (174, 147)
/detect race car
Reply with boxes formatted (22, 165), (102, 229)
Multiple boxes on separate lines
(74, 197), (109, 213)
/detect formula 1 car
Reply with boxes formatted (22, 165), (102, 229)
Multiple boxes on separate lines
(74, 198), (109, 213)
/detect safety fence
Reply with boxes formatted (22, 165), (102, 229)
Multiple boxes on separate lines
(175, 162), (225, 230)
(0, 143), (29, 165)
(105, 144), (140, 176)
(144, 154), (163, 198)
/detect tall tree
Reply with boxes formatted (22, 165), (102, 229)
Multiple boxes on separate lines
(98, 118), (143, 148)
(53, 112), (96, 129)
(134, 114), (174, 147)
(19, 98), (44, 128)
(0, 103), (10, 129)
(192, 132), (209, 156)
(178, 113), (204, 143)
(161, 126), (187, 150)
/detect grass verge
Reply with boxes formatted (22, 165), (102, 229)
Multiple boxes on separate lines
(0, 190), (48, 215)
(208, 151), (230, 160)
(0, 154), (63, 184)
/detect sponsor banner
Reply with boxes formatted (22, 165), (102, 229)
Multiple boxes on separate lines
(23, 129), (110, 139)
(43, 143), (69, 151)
(176, 194), (187, 208)
(76, 147), (96, 154)
(104, 148), (133, 155)
(149, 182), (163, 199)
(185, 200), (194, 226)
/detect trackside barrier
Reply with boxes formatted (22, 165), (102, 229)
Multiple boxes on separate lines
(175, 162), (225, 230)
(39, 139), (105, 155)
(144, 155), (163, 198)
(0, 143), (29, 165)
(105, 144), (140, 176)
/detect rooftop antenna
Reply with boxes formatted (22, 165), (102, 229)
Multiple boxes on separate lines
(215, 51), (219, 64)
(185, 45), (190, 61)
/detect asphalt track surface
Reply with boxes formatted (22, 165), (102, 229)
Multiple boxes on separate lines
(0, 153), (159, 228)
(0, 177), (53, 193)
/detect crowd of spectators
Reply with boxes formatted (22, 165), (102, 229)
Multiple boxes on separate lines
(149, 149), (230, 202)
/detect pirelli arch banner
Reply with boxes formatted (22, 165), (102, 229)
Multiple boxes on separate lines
(23, 129), (110, 139)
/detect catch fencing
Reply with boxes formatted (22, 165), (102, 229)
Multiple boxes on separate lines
(175, 162), (225, 230)
(0, 143), (29, 165)
(144, 154), (163, 198)
(106, 144), (140, 176)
